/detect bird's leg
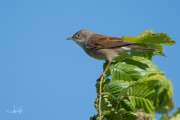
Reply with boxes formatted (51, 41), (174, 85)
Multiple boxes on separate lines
(96, 60), (112, 81)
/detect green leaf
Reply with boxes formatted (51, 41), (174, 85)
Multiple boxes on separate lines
(170, 114), (180, 120)
(170, 108), (180, 120)
(136, 30), (155, 38)
(95, 80), (133, 119)
(120, 99), (137, 112)
(102, 80), (131, 111)
(95, 92), (113, 110)
(94, 92), (116, 119)
(117, 109), (139, 120)
(160, 115), (169, 120)
(121, 31), (177, 59)
(96, 78), (111, 94)
(103, 80), (130, 98)
(127, 80), (161, 113)
(145, 113), (156, 120)
(154, 79), (174, 114)
(105, 55), (162, 82)
(114, 53), (133, 62)
(117, 108), (156, 120)
(172, 107), (180, 118)
(137, 73), (166, 82)
(104, 53), (132, 77)
(131, 50), (155, 60)
(122, 32), (176, 46)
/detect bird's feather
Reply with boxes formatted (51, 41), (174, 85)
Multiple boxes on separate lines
(86, 34), (136, 49)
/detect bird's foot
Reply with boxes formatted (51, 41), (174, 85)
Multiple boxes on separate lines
(96, 74), (107, 81)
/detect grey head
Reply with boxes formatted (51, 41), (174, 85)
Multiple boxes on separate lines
(66, 29), (93, 48)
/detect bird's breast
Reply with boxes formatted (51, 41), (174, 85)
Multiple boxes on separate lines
(84, 49), (108, 60)
(84, 47), (131, 61)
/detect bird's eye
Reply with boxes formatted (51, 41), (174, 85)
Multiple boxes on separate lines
(77, 34), (80, 38)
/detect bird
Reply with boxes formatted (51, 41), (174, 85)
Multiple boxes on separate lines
(67, 29), (158, 80)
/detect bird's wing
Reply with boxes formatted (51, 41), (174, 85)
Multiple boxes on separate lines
(86, 34), (136, 49)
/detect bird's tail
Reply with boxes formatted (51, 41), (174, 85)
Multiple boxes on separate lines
(127, 45), (159, 52)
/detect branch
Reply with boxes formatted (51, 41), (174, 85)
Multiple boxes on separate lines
(99, 77), (103, 120)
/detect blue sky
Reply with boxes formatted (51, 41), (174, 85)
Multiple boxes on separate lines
(0, 0), (179, 120)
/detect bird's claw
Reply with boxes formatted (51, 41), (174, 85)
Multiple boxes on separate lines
(96, 74), (107, 81)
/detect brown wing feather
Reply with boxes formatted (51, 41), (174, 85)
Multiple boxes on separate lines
(86, 34), (136, 49)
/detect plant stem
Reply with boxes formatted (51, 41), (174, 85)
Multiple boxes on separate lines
(99, 77), (103, 120)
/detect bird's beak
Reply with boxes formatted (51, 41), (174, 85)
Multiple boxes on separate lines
(66, 37), (74, 40)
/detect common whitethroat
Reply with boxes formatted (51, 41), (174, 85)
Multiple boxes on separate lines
(67, 29), (158, 80)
